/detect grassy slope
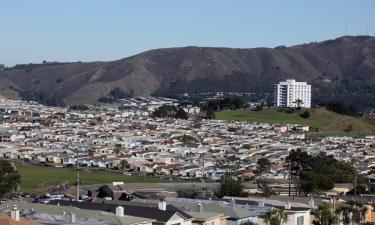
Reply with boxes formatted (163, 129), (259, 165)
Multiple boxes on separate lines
(215, 108), (375, 136)
(16, 164), (168, 193)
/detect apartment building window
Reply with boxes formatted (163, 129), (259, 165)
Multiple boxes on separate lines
(297, 216), (304, 225)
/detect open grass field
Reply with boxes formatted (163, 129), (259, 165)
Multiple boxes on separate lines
(15, 163), (170, 193)
(216, 108), (375, 136)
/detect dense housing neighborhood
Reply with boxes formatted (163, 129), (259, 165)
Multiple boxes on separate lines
(0, 97), (374, 224)
(1, 98), (373, 180)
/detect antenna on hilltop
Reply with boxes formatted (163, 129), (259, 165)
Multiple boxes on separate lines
(366, 25), (369, 36)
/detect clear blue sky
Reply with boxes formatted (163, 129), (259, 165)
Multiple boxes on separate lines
(1, 0), (374, 66)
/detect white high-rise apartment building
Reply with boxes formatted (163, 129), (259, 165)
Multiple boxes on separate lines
(275, 79), (311, 108)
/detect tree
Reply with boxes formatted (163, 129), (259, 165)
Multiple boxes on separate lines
(240, 221), (257, 225)
(0, 160), (21, 198)
(320, 102), (358, 116)
(228, 127), (238, 132)
(215, 174), (248, 198)
(343, 124), (353, 133)
(152, 105), (188, 119)
(295, 99), (303, 109)
(335, 205), (352, 225)
(299, 110), (310, 119)
(286, 150), (356, 195)
(119, 159), (129, 171)
(299, 171), (334, 194)
(257, 179), (275, 197)
(263, 208), (288, 225)
(206, 107), (215, 119)
(176, 107), (188, 119)
(180, 134), (196, 144)
(311, 202), (338, 225)
(257, 158), (271, 175)
(347, 200), (367, 225)
(335, 201), (368, 225)
(284, 108), (295, 114)
(252, 104), (264, 112)
(109, 87), (127, 99)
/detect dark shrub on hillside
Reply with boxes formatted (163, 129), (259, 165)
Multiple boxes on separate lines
(98, 96), (114, 103)
(320, 102), (358, 116)
(109, 87), (127, 99)
(300, 110), (310, 119)
(284, 108), (295, 114)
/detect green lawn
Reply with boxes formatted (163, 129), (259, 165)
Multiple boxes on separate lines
(216, 108), (375, 136)
(16, 164), (169, 193)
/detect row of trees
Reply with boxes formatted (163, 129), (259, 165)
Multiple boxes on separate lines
(287, 150), (356, 195)
(311, 200), (368, 225)
(201, 97), (246, 119)
(98, 88), (134, 103)
(218, 150), (373, 198)
(20, 91), (66, 107)
(320, 102), (358, 116)
(239, 208), (289, 225)
(151, 104), (188, 119)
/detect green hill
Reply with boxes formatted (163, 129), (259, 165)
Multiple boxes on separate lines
(215, 108), (375, 136)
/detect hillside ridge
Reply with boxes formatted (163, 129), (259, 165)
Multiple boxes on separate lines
(0, 35), (374, 110)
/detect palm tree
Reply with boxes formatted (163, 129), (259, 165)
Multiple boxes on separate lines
(347, 200), (367, 225)
(240, 221), (257, 225)
(336, 205), (352, 225)
(311, 202), (338, 225)
(264, 208), (288, 225)
(294, 99), (304, 109)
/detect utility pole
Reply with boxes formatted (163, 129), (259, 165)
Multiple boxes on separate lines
(201, 158), (206, 198)
(76, 149), (80, 201)
(354, 165), (357, 198)
(288, 160), (291, 197)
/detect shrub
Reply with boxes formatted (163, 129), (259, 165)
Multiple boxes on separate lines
(343, 124), (353, 133)
(284, 108), (295, 114)
(98, 96), (114, 103)
(228, 127), (238, 132)
(299, 110), (310, 119)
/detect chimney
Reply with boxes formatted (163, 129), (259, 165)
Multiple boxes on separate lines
(198, 202), (203, 212)
(308, 198), (315, 208)
(68, 212), (76, 223)
(285, 201), (291, 210)
(116, 206), (124, 217)
(258, 198), (265, 207)
(158, 200), (167, 211)
(229, 197), (236, 207)
(11, 205), (20, 221)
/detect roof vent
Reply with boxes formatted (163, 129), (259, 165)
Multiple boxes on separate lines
(285, 201), (291, 210)
(159, 200), (167, 211)
(309, 198), (315, 208)
(116, 206), (124, 217)
(258, 198), (265, 207)
(11, 205), (20, 221)
(198, 202), (203, 212)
